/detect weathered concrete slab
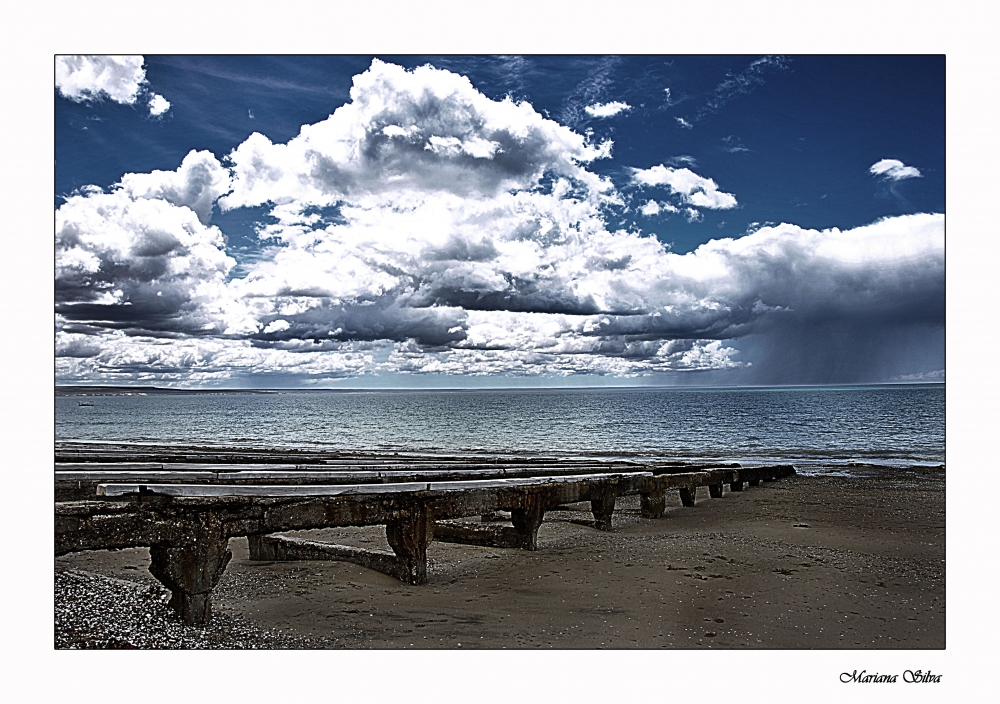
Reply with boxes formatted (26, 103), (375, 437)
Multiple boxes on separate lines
(58, 443), (747, 473)
(57, 463), (656, 501)
(248, 535), (399, 579)
(650, 462), (741, 474)
(62, 471), (669, 554)
(737, 465), (796, 484)
(58, 471), (219, 481)
(57, 462), (166, 472)
(59, 464), (647, 482)
(96, 472), (653, 498)
(433, 520), (531, 549)
(99, 482), (433, 498)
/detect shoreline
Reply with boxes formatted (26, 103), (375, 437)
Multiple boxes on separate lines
(55, 472), (944, 649)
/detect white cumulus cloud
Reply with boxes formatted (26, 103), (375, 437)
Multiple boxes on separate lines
(119, 150), (232, 224)
(148, 93), (171, 116)
(632, 164), (738, 211)
(56, 158), (243, 338)
(56, 55), (171, 117)
(584, 101), (631, 118)
(56, 55), (146, 105)
(56, 332), (376, 386)
(870, 158), (922, 181)
(220, 59), (614, 214)
(639, 200), (679, 217)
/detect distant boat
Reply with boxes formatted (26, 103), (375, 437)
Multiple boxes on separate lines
(78, 402), (94, 406)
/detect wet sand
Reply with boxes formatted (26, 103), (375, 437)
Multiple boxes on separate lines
(55, 471), (944, 649)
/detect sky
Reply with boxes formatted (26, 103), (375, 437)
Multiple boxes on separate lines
(54, 55), (945, 389)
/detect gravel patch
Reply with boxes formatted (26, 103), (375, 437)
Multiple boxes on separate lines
(55, 568), (334, 649)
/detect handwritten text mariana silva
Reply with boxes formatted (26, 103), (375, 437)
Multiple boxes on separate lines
(840, 670), (942, 683)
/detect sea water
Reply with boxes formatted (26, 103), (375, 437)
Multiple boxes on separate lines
(55, 384), (944, 476)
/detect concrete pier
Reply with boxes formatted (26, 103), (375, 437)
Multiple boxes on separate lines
(54, 449), (795, 625)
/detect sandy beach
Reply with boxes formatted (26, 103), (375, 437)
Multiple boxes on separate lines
(55, 468), (944, 649)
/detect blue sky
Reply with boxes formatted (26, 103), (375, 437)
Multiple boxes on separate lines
(55, 55), (944, 388)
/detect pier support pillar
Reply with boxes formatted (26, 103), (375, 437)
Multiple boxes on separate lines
(679, 487), (697, 507)
(708, 483), (724, 499)
(386, 504), (433, 585)
(591, 492), (616, 531)
(510, 496), (546, 550)
(247, 534), (274, 560)
(640, 490), (666, 519)
(748, 479), (761, 487)
(148, 529), (232, 626)
(729, 481), (744, 492)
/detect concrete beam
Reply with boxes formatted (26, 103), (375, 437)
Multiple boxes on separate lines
(248, 534), (399, 577)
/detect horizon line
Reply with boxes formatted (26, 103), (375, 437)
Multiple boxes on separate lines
(56, 380), (945, 393)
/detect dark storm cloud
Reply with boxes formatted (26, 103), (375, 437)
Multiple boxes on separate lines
(253, 300), (468, 348)
(55, 178), (237, 337)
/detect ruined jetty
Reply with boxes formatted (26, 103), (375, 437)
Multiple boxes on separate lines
(55, 444), (795, 625)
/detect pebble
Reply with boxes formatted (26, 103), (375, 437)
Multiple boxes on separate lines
(55, 569), (335, 649)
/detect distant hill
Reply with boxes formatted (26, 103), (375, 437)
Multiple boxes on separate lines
(55, 385), (283, 396)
